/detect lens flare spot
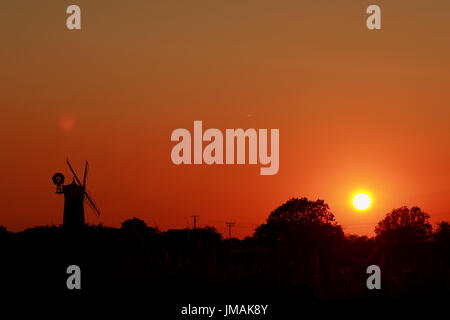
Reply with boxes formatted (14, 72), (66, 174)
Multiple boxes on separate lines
(59, 114), (77, 132)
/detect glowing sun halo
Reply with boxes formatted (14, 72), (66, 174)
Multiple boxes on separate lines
(353, 193), (371, 210)
(59, 114), (77, 132)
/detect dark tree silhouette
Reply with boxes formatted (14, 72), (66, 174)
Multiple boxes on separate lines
(121, 217), (152, 234)
(0, 226), (7, 240)
(252, 197), (345, 297)
(0, 226), (7, 246)
(375, 206), (432, 244)
(120, 218), (158, 264)
(254, 197), (343, 245)
(434, 221), (450, 259)
(434, 221), (450, 242)
(374, 206), (435, 296)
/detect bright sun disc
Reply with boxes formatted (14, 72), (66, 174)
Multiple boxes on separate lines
(353, 193), (371, 210)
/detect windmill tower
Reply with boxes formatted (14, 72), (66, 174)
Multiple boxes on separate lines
(52, 159), (100, 231)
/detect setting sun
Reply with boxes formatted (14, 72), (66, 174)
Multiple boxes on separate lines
(353, 193), (371, 210)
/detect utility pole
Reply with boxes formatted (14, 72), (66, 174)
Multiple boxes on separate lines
(191, 215), (199, 230)
(225, 222), (235, 265)
(225, 222), (235, 240)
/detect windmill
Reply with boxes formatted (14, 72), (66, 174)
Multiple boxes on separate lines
(52, 159), (100, 231)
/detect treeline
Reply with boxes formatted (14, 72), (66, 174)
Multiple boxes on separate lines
(0, 198), (449, 300)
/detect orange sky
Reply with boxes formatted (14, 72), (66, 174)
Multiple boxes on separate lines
(1, 1), (450, 238)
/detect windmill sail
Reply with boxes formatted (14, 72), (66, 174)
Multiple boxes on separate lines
(66, 158), (82, 186)
(66, 158), (101, 217)
(84, 191), (100, 216)
(83, 161), (88, 188)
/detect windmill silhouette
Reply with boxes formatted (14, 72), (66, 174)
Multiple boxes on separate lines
(52, 159), (100, 231)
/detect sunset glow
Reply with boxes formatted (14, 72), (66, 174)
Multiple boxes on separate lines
(1, 1), (450, 239)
